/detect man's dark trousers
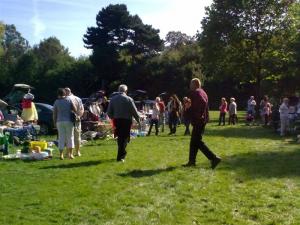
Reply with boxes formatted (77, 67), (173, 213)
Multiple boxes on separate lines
(148, 119), (159, 135)
(189, 123), (216, 164)
(115, 118), (132, 161)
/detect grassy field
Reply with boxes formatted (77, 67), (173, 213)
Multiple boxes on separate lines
(1, 111), (300, 225)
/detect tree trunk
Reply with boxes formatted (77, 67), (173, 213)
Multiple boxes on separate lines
(254, 36), (263, 103)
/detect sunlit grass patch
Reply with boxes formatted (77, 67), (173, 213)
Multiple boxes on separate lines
(0, 111), (299, 224)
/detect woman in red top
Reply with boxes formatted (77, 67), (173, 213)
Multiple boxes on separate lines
(182, 97), (192, 135)
(218, 97), (227, 126)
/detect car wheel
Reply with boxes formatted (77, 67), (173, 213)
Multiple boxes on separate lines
(39, 123), (49, 135)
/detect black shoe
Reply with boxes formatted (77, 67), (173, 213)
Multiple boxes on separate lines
(117, 159), (125, 163)
(211, 157), (221, 169)
(182, 162), (196, 167)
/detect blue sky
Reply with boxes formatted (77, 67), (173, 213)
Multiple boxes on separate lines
(0, 0), (213, 57)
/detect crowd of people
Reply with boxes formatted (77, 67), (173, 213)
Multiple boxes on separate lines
(107, 79), (222, 169)
(213, 94), (300, 138)
(245, 95), (300, 136)
(49, 80), (299, 169)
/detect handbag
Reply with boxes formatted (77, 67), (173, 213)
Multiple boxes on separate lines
(70, 112), (76, 123)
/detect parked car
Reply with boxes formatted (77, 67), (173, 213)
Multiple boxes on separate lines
(81, 98), (89, 106)
(35, 103), (54, 135)
(1, 104), (21, 122)
(0, 102), (54, 135)
(3, 83), (34, 106)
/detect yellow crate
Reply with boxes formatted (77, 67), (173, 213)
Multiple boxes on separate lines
(30, 141), (48, 150)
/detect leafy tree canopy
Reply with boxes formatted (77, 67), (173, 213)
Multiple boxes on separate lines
(0, 21), (4, 57)
(32, 36), (73, 72)
(83, 4), (163, 90)
(84, 4), (163, 54)
(2, 24), (30, 59)
(199, 0), (298, 97)
(165, 31), (195, 49)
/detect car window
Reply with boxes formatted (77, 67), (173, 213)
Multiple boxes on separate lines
(35, 106), (43, 113)
(9, 109), (19, 115)
(5, 106), (20, 115)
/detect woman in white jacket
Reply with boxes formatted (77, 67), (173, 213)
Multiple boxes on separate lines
(279, 98), (289, 136)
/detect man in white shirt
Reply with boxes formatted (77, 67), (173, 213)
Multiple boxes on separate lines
(279, 98), (289, 136)
(65, 87), (84, 156)
(147, 97), (160, 136)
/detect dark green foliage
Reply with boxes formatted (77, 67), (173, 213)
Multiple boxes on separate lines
(1, 1), (300, 103)
(0, 24), (30, 96)
(165, 31), (195, 49)
(199, 0), (299, 98)
(2, 24), (29, 60)
(0, 22), (4, 57)
(0, 28), (96, 102)
(83, 4), (163, 92)
(138, 43), (203, 98)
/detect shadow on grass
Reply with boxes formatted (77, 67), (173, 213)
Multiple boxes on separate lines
(40, 159), (115, 169)
(205, 125), (281, 140)
(118, 166), (177, 178)
(157, 135), (189, 140)
(84, 140), (116, 147)
(221, 150), (300, 178)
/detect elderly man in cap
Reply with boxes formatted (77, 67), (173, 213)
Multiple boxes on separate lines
(228, 97), (237, 125)
(107, 84), (140, 162)
(65, 87), (84, 156)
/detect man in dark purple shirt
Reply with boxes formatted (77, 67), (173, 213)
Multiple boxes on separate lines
(183, 78), (221, 169)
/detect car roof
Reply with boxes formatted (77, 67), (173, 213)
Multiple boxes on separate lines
(35, 102), (53, 109)
(13, 84), (34, 89)
(143, 100), (155, 104)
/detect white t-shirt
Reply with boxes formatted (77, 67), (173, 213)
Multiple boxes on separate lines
(67, 95), (84, 118)
(151, 103), (160, 120)
(229, 102), (237, 115)
(279, 103), (289, 118)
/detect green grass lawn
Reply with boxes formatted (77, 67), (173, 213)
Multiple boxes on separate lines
(1, 111), (300, 225)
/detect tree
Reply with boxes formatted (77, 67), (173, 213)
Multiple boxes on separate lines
(29, 37), (74, 101)
(61, 57), (95, 97)
(165, 31), (195, 48)
(0, 22), (4, 57)
(199, 0), (298, 98)
(2, 24), (30, 61)
(0, 23), (30, 95)
(0, 22), (5, 80)
(10, 49), (43, 88)
(286, 3), (300, 87)
(132, 43), (203, 98)
(83, 4), (163, 91)
(32, 37), (73, 71)
(0, 24), (96, 101)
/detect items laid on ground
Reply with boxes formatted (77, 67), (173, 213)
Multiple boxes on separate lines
(0, 91), (154, 161)
(2, 140), (54, 160)
(81, 95), (151, 140)
(0, 123), (41, 156)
